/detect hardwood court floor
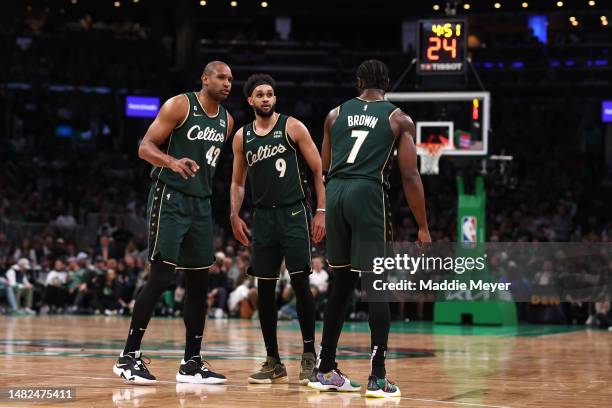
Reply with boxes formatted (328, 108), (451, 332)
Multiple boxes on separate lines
(0, 316), (610, 407)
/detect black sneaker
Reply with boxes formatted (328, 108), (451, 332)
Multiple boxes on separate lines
(113, 351), (157, 385)
(176, 356), (227, 384)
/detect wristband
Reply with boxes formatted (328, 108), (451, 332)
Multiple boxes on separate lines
(316, 208), (326, 212)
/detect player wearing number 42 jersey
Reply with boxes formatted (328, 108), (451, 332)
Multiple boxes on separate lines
(307, 60), (431, 398)
(230, 74), (326, 385)
(113, 61), (234, 386)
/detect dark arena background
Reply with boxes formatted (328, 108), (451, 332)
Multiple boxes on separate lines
(1, 0), (611, 407)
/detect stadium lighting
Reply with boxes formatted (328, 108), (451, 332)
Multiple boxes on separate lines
(114, 1), (120, 7)
(463, 3), (471, 10)
(521, 2), (528, 8)
(200, 0), (207, 5)
(133, 0), (139, 3)
(231, 1), (238, 7)
(261, 1), (268, 7)
(494, 3), (501, 9)
(569, 16), (576, 21)
(71, 0), (77, 4)
(433, 4), (440, 11)
(603, 21), (609, 26)
(588, 1), (595, 6)
(556, 1), (563, 7)
(571, 20), (579, 26)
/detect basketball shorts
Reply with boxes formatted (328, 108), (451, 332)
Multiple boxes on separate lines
(147, 180), (214, 270)
(248, 201), (312, 280)
(325, 178), (393, 272)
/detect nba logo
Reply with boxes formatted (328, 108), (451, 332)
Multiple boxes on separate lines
(462, 216), (477, 243)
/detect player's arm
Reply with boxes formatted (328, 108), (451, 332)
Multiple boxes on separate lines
(321, 107), (339, 173)
(394, 111), (432, 244)
(287, 117), (326, 243)
(138, 95), (199, 180)
(230, 127), (250, 246)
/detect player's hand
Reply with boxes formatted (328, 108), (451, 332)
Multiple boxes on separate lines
(230, 214), (251, 246)
(417, 228), (432, 246)
(311, 211), (326, 243)
(169, 157), (199, 180)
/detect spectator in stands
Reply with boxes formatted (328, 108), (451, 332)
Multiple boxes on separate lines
(41, 235), (55, 261)
(309, 257), (329, 319)
(66, 255), (87, 310)
(5, 258), (35, 314)
(94, 268), (123, 315)
(44, 258), (70, 313)
(12, 238), (37, 268)
(95, 235), (118, 262)
(309, 257), (328, 299)
(0, 269), (18, 314)
(208, 252), (230, 318)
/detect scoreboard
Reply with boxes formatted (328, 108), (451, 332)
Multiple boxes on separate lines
(417, 19), (467, 74)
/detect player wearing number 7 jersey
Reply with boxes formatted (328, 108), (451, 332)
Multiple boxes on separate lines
(230, 74), (326, 385)
(113, 61), (234, 386)
(308, 60), (431, 397)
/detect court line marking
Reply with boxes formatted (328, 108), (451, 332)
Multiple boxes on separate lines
(0, 372), (513, 407)
(400, 396), (511, 408)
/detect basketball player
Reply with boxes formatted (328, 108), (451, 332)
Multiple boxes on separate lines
(230, 74), (325, 384)
(307, 60), (431, 397)
(113, 61), (234, 385)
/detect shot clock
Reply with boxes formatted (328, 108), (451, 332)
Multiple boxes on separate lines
(417, 19), (467, 74)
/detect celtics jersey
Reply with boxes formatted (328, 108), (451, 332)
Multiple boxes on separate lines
(152, 92), (228, 198)
(328, 97), (399, 187)
(243, 114), (307, 207)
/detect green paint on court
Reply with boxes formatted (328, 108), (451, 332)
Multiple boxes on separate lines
(273, 321), (586, 337)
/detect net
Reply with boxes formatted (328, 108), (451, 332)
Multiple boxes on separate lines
(416, 143), (446, 175)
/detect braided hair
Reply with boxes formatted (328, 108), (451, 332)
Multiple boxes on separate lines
(356, 60), (389, 92)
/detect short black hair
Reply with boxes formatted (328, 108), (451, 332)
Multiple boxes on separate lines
(356, 60), (389, 91)
(243, 73), (276, 98)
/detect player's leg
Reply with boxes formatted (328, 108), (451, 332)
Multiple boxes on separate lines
(247, 207), (287, 384)
(174, 196), (225, 384)
(349, 182), (399, 398)
(114, 182), (185, 385)
(309, 180), (361, 392)
(282, 202), (317, 384)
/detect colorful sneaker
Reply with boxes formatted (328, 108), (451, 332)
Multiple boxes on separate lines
(176, 356), (227, 384)
(307, 367), (361, 392)
(112, 351), (157, 385)
(365, 375), (401, 398)
(299, 352), (317, 385)
(247, 356), (288, 384)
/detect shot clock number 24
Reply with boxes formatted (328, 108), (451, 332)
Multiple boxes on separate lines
(417, 20), (467, 74)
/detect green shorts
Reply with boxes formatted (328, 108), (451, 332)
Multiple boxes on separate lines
(325, 178), (392, 272)
(248, 201), (312, 280)
(147, 180), (214, 270)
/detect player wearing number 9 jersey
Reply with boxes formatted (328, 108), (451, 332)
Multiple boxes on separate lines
(230, 74), (326, 385)
(308, 60), (431, 397)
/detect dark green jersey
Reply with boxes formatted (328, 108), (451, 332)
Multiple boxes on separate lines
(328, 97), (399, 187)
(152, 92), (229, 198)
(243, 114), (307, 207)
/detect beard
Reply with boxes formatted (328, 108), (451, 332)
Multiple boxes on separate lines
(254, 104), (275, 118)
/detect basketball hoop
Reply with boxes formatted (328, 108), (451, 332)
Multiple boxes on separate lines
(416, 143), (446, 175)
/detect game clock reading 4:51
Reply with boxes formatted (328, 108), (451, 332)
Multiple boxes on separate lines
(417, 20), (467, 74)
